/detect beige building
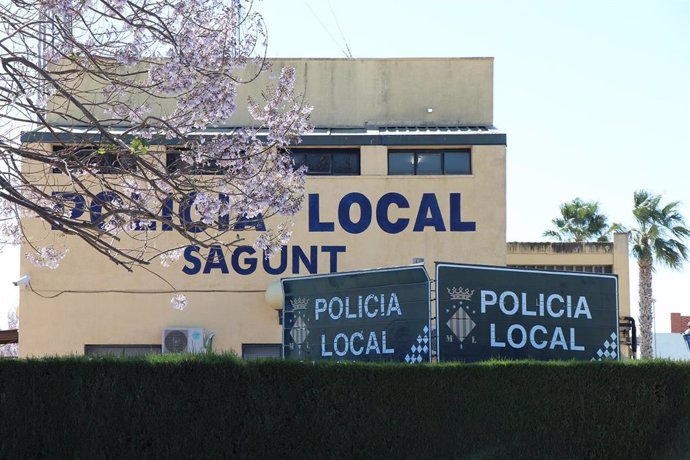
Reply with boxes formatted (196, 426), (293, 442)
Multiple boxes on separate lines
(17, 58), (631, 359)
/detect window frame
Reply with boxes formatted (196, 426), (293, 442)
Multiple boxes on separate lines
(166, 149), (228, 176)
(288, 148), (360, 176)
(52, 145), (137, 174)
(241, 343), (282, 360)
(84, 344), (162, 356)
(388, 149), (472, 176)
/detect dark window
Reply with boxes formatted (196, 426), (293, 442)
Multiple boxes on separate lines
(84, 345), (161, 356)
(289, 148), (360, 175)
(306, 151), (331, 174)
(166, 150), (226, 175)
(388, 149), (471, 175)
(416, 152), (442, 175)
(52, 145), (136, 174)
(445, 152), (472, 174)
(166, 151), (183, 173)
(242, 344), (281, 360)
(388, 152), (414, 175)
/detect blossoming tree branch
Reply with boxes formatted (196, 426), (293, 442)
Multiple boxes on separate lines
(0, 0), (312, 307)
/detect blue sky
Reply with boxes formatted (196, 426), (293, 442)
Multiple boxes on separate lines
(2, 0), (689, 333)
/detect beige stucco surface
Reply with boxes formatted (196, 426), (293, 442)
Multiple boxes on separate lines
(46, 58), (494, 128)
(19, 143), (506, 357)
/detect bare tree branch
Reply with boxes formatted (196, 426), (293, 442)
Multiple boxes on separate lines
(0, 0), (313, 306)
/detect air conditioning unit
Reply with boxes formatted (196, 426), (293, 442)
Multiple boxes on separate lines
(162, 328), (205, 354)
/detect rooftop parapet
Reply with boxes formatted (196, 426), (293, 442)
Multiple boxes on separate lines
(45, 57), (494, 129)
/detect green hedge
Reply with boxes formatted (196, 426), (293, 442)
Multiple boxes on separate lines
(1, 356), (689, 459)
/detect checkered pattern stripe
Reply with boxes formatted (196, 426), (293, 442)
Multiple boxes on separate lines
(591, 332), (618, 360)
(447, 307), (476, 343)
(404, 325), (430, 363)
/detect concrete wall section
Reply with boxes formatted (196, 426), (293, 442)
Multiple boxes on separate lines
(46, 58), (495, 129)
(268, 58), (494, 127)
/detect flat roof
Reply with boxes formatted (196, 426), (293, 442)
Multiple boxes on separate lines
(21, 125), (507, 147)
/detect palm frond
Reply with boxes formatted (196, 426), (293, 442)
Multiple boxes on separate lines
(632, 189), (689, 271)
(544, 198), (614, 242)
(543, 230), (563, 241)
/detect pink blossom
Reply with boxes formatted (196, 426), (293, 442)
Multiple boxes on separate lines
(160, 249), (184, 268)
(26, 247), (68, 269)
(170, 293), (188, 311)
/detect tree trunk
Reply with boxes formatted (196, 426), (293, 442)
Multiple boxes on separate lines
(638, 257), (654, 358)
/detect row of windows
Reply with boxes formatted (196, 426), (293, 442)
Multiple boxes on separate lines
(166, 151), (224, 175)
(52, 146), (472, 176)
(52, 145), (137, 174)
(388, 150), (471, 175)
(508, 265), (614, 274)
(290, 149), (360, 175)
(285, 148), (471, 176)
(83, 344), (282, 360)
(82, 342), (448, 360)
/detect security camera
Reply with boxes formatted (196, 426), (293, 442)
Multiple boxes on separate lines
(12, 275), (30, 287)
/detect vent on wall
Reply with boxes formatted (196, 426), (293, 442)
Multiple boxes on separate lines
(162, 328), (204, 354)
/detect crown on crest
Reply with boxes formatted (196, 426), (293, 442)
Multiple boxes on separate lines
(290, 297), (309, 310)
(447, 287), (474, 301)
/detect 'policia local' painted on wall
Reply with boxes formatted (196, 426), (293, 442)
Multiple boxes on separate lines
(51, 191), (475, 276)
(282, 266), (431, 362)
(436, 263), (620, 362)
(182, 192), (475, 276)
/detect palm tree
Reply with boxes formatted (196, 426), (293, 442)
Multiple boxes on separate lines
(631, 190), (689, 358)
(544, 198), (621, 242)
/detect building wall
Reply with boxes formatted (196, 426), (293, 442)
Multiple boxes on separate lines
(18, 141), (506, 357)
(23, 57), (508, 357)
(671, 313), (690, 333)
(46, 58), (495, 128)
